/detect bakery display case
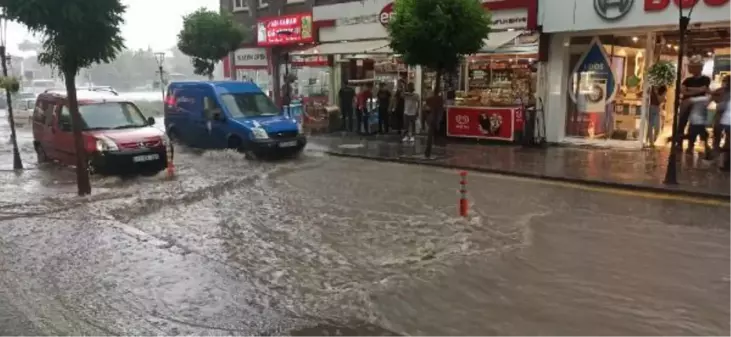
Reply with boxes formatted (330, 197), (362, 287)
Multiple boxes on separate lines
(446, 54), (536, 142)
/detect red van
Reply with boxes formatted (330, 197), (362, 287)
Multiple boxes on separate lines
(32, 89), (172, 175)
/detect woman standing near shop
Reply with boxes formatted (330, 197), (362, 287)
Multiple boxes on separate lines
(647, 85), (667, 147)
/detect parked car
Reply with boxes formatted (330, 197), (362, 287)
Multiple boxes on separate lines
(32, 89), (172, 175)
(164, 81), (305, 158)
(9, 96), (35, 127)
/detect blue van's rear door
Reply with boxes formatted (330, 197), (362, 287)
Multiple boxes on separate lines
(172, 88), (204, 147)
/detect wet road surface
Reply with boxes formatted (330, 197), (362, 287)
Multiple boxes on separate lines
(0, 112), (729, 335)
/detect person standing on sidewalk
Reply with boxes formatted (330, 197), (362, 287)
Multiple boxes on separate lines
(720, 97), (731, 172)
(376, 83), (392, 134)
(391, 82), (405, 135)
(673, 55), (711, 151)
(647, 85), (667, 147)
(338, 83), (356, 132)
(711, 75), (730, 155)
(357, 83), (373, 135)
(402, 82), (420, 143)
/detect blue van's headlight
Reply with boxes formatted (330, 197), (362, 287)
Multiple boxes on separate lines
(251, 127), (269, 139)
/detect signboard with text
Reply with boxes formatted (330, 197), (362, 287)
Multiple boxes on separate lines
(257, 13), (314, 46)
(233, 48), (268, 68)
(542, 0), (729, 32)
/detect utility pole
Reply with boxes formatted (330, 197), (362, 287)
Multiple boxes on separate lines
(0, 13), (22, 170)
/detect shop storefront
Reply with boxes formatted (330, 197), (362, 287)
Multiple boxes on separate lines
(540, 0), (730, 147)
(256, 12), (317, 106)
(231, 47), (271, 95)
(303, 0), (538, 138)
(445, 0), (538, 143)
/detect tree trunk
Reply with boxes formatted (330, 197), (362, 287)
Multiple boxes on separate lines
(0, 47), (23, 170)
(64, 69), (92, 195)
(425, 69), (442, 158)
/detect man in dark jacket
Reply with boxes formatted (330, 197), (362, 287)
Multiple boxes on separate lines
(392, 82), (405, 135)
(376, 83), (391, 134)
(338, 83), (356, 132)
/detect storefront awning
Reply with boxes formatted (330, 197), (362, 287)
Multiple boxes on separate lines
(294, 40), (392, 56)
(480, 30), (524, 53)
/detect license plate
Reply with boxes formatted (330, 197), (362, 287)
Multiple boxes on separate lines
(279, 140), (298, 148)
(132, 154), (160, 162)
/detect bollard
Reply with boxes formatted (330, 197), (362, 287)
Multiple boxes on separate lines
(459, 171), (468, 217)
(165, 141), (175, 179)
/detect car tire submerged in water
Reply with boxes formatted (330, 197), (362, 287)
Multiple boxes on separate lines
(228, 136), (257, 160)
(34, 142), (49, 163)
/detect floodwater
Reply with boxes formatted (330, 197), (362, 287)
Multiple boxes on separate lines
(0, 110), (728, 335)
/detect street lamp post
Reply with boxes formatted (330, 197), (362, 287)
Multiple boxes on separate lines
(154, 52), (166, 102)
(0, 13), (22, 170)
(663, 3), (697, 185)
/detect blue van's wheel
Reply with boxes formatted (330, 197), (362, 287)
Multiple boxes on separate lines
(167, 128), (180, 143)
(228, 136), (257, 159)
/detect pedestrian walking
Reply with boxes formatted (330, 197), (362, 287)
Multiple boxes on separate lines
(672, 55), (711, 151)
(338, 82), (356, 132)
(647, 85), (667, 147)
(376, 83), (391, 134)
(687, 92), (712, 158)
(402, 82), (420, 143)
(711, 75), (730, 154)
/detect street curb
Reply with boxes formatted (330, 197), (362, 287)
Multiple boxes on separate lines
(322, 150), (731, 202)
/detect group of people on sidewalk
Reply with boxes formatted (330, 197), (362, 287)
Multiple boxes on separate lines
(338, 81), (425, 143)
(648, 55), (730, 172)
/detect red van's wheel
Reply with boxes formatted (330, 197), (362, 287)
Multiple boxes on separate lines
(34, 143), (49, 163)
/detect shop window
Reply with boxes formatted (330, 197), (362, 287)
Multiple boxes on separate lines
(232, 0), (247, 11)
(460, 54), (536, 107)
(565, 34), (648, 141)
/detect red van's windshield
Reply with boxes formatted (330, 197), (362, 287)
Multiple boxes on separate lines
(78, 102), (149, 130)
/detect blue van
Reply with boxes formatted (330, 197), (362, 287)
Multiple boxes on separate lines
(163, 81), (305, 157)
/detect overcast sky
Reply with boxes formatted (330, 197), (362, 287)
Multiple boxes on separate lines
(5, 0), (218, 55)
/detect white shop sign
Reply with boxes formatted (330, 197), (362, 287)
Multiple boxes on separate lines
(540, 0), (730, 33)
(314, 0), (530, 42)
(234, 48), (268, 67)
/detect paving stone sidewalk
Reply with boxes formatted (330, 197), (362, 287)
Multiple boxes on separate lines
(308, 134), (730, 200)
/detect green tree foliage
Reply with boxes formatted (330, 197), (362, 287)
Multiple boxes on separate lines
(177, 8), (246, 79)
(2, 0), (126, 196)
(388, 0), (490, 157)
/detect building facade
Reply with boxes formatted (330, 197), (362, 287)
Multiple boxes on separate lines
(539, 0), (730, 147)
(220, 0), (355, 103)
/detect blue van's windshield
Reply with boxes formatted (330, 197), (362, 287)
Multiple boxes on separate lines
(220, 93), (279, 118)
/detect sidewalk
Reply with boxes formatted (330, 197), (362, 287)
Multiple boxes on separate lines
(308, 134), (730, 200)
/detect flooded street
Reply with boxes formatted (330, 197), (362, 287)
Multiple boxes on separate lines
(0, 111), (728, 335)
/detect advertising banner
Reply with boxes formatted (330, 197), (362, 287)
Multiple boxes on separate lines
(446, 106), (519, 141)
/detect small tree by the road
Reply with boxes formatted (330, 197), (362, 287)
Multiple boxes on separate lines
(2, 0), (126, 196)
(388, 0), (490, 157)
(177, 8), (246, 80)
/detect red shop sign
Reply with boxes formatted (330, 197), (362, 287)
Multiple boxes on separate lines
(379, 2), (394, 27)
(257, 13), (314, 46)
(645, 0), (728, 11)
(447, 107), (522, 141)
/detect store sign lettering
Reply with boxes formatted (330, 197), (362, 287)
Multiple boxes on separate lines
(594, 0), (634, 21)
(644, 0), (729, 11)
(379, 2), (395, 26)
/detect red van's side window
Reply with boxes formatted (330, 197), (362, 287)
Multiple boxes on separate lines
(32, 100), (45, 123)
(44, 102), (56, 126)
